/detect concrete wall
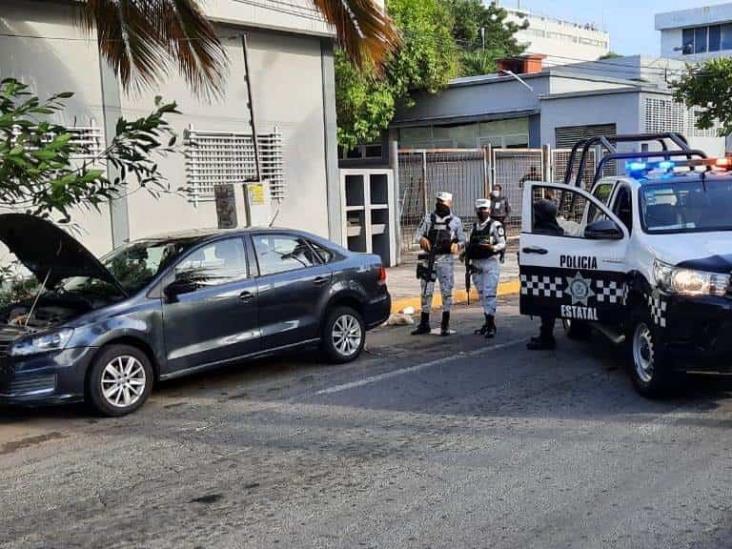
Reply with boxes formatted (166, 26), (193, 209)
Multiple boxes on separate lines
(394, 75), (548, 125)
(0, 0), (337, 255)
(0, 0), (113, 255)
(539, 92), (641, 147)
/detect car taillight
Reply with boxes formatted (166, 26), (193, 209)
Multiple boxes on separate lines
(377, 265), (387, 286)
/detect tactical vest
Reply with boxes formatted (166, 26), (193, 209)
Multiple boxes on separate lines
(467, 221), (496, 260)
(427, 213), (453, 255)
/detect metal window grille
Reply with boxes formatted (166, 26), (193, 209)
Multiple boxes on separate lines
(644, 98), (719, 138)
(9, 124), (103, 160)
(184, 127), (285, 204)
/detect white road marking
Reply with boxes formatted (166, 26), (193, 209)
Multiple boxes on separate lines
(315, 338), (527, 396)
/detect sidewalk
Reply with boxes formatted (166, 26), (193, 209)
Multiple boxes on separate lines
(387, 243), (520, 313)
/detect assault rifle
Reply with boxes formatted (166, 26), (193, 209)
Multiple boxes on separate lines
(416, 241), (438, 297)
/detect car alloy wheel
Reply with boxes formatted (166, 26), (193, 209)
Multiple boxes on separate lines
(100, 355), (147, 408)
(633, 322), (655, 384)
(331, 313), (363, 358)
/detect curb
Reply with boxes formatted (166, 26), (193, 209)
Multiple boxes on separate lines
(390, 278), (521, 314)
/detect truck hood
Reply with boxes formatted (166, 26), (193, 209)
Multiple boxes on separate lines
(647, 232), (732, 273)
(0, 214), (125, 294)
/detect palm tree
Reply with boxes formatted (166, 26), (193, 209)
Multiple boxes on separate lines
(77, 0), (399, 97)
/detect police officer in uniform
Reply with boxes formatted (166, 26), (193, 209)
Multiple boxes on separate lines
(489, 185), (511, 263)
(466, 198), (506, 338)
(412, 192), (466, 336)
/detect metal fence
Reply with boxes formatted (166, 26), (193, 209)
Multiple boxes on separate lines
(396, 145), (598, 253)
(397, 149), (488, 252)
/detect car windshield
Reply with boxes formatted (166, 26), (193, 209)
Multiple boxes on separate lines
(640, 178), (732, 234)
(58, 238), (199, 296)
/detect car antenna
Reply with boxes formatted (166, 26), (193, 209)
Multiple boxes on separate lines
(24, 240), (62, 329)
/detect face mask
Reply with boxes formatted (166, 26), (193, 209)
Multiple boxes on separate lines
(435, 203), (450, 216)
(491, 191), (500, 198)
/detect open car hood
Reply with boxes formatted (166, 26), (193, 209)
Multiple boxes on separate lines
(0, 214), (126, 295)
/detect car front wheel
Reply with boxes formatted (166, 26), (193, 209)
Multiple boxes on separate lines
(87, 344), (154, 416)
(629, 309), (678, 398)
(321, 306), (365, 364)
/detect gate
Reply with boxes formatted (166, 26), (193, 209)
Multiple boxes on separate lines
(397, 149), (488, 252)
(396, 146), (597, 254)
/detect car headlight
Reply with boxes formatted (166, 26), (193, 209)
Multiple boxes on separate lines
(653, 260), (730, 297)
(10, 328), (75, 357)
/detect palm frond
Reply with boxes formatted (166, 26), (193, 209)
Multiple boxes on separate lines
(77, 0), (226, 98)
(313, 0), (400, 70)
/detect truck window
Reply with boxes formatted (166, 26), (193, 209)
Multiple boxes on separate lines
(587, 182), (614, 224)
(531, 185), (609, 238)
(612, 186), (633, 232)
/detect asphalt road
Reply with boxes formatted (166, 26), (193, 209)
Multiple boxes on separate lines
(2, 296), (732, 549)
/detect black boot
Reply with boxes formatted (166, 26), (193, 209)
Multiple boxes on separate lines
(485, 315), (497, 339)
(411, 312), (431, 335)
(440, 311), (451, 336)
(475, 314), (490, 335)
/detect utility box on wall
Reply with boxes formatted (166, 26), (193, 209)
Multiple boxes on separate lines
(340, 169), (397, 267)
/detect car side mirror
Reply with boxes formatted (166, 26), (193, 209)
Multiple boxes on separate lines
(585, 219), (624, 240)
(163, 277), (198, 300)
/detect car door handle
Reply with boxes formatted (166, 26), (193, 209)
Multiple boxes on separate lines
(522, 246), (548, 255)
(313, 276), (329, 286)
(239, 290), (255, 302)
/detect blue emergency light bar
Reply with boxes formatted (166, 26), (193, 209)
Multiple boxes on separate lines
(625, 157), (732, 177)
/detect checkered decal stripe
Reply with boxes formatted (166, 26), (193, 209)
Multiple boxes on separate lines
(647, 293), (667, 328)
(595, 280), (625, 304)
(520, 274), (563, 298)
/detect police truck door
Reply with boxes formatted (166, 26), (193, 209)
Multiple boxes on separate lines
(519, 182), (629, 324)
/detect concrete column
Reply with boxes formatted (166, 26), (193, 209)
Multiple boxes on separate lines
(320, 40), (343, 244)
(98, 53), (130, 247)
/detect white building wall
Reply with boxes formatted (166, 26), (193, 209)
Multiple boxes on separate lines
(505, 8), (610, 65)
(657, 3), (732, 61)
(0, 0), (335, 254)
(0, 0), (113, 256)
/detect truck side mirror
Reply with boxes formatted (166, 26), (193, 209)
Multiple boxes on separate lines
(585, 219), (624, 240)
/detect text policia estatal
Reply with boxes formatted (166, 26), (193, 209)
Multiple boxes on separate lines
(561, 304), (599, 321)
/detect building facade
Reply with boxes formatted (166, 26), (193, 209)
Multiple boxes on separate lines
(657, 2), (732, 61)
(0, 0), (342, 255)
(504, 7), (610, 66)
(392, 56), (725, 156)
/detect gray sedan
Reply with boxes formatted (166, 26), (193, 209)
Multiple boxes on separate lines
(0, 214), (390, 415)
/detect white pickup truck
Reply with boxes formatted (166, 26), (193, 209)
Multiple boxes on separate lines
(519, 133), (732, 396)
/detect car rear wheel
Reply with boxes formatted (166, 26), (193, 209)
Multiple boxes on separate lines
(321, 306), (365, 364)
(562, 318), (592, 340)
(628, 308), (679, 398)
(87, 345), (154, 416)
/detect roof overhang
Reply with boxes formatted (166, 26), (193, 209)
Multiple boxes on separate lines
(391, 109), (540, 128)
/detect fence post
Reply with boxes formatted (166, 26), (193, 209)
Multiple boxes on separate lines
(482, 146), (490, 197)
(390, 140), (402, 266)
(486, 144), (494, 194)
(542, 143), (552, 182)
(421, 150), (428, 215)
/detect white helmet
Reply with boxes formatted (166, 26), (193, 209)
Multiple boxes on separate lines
(475, 198), (491, 210)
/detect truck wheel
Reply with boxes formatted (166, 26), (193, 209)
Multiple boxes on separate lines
(628, 308), (679, 398)
(562, 318), (591, 340)
(87, 345), (154, 417)
(321, 306), (365, 364)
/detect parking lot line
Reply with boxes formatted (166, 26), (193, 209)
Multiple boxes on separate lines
(315, 338), (527, 396)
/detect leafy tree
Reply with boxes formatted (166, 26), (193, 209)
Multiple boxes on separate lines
(447, 0), (526, 77)
(335, 0), (458, 149)
(673, 58), (732, 135)
(73, 0), (398, 97)
(599, 51), (623, 60)
(0, 78), (180, 222)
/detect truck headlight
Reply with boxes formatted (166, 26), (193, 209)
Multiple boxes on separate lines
(10, 328), (74, 357)
(653, 260), (730, 297)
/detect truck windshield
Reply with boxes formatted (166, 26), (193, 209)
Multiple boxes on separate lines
(640, 178), (732, 234)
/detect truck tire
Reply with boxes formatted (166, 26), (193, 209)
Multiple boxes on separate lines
(562, 318), (592, 340)
(628, 306), (680, 398)
(321, 306), (365, 364)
